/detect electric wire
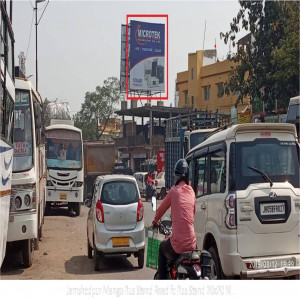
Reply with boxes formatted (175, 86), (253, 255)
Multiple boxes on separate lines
(25, 7), (35, 59)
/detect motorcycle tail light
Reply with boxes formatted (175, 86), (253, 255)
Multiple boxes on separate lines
(171, 267), (177, 279)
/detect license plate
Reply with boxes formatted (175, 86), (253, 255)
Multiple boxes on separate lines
(260, 202), (285, 215)
(60, 193), (67, 200)
(112, 237), (130, 247)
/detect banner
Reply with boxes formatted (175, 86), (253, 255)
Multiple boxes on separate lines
(157, 150), (165, 173)
(129, 20), (165, 92)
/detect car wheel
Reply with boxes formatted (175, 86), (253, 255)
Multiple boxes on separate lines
(74, 203), (81, 216)
(22, 239), (34, 268)
(138, 249), (144, 269)
(208, 246), (226, 279)
(87, 240), (93, 259)
(94, 248), (101, 271)
(160, 188), (166, 199)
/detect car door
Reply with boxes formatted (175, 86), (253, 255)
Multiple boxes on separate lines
(193, 148), (209, 249)
(87, 180), (99, 246)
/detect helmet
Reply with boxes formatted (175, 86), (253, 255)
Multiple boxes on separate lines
(174, 159), (189, 185)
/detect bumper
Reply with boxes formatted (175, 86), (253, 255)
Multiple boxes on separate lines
(7, 211), (38, 242)
(94, 221), (145, 254)
(46, 188), (83, 203)
(240, 254), (300, 279)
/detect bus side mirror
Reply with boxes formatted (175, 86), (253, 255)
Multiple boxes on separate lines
(151, 196), (157, 212)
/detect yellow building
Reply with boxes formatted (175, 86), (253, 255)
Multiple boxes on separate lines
(99, 117), (121, 141)
(176, 49), (250, 114)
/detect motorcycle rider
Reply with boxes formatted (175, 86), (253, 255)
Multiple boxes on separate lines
(152, 159), (196, 279)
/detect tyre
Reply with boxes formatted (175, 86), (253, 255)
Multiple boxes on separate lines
(74, 203), (81, 216)
(94, 248), (101, 271)
(208, 246), (226, 280)
(22, 239), (34, 268)
(154, 271), (159, 280)
(160, 188), (166, 199)
(87, 240), (93, 259)
(137, 249), (144, 269)
(45, 202), (51, 215)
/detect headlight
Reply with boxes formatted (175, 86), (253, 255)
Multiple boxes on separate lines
(47, 180), (53, 186)
(24, 194), (31, 206)
(14, 196), (22, 209)
(74, 181), (83, 187)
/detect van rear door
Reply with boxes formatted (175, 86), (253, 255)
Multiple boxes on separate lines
(233, 132), (300, 258)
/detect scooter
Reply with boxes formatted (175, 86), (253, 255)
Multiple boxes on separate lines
(151, 197), (212, 280)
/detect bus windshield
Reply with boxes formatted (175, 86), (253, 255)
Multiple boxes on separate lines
(190, 132), (208, 150)
(13, 90), (33, 172)
(46, 129), (82, 170)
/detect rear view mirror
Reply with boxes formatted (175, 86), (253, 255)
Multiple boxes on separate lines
(151, 196), (157, 212)
(84, 199), (92, 208)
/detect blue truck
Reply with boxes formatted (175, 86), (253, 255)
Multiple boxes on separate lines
(164, 111), (231, 190)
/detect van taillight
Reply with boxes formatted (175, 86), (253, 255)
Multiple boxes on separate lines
(96, 200), (104, 223)
(155, 180), (158, 186)
(225, 193), (237, 229)
(137, 199), (144, 221)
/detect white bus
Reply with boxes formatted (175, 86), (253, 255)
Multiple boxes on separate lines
(7, 78), (45, 267)
(45, 121), (83, 216)
(0, 1), (15, 267)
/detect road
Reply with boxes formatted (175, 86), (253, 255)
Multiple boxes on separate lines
(0, 199), (160, 280)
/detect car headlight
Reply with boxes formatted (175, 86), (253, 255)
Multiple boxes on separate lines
(14, 196), (22, 209)
(24, 194), (31, 206)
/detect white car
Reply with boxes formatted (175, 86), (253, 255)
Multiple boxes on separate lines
(86, 175), (145, 271)
(155, 172), (166, 199)
(133, 172), (148, 196)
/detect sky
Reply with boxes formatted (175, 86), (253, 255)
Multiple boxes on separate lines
(12, 0), (246, 115)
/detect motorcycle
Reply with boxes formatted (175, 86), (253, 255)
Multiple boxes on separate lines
(150, 196), (212, 280)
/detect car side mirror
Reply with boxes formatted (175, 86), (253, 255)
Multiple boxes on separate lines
(151, 196), (157, 212)
(85, 199), (92, 208)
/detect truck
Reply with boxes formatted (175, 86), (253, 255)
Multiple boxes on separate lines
(286, 95), (300, 139)
(165, 111), (231, 189)
(84, 141), (115, 200)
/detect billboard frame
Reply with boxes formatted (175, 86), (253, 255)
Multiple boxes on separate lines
(126, 14), (168, 100)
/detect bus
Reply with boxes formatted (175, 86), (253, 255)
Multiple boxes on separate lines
(0, 1), (15, 267)
(45, 121), (84, 216)
(6, 78), (45, 267)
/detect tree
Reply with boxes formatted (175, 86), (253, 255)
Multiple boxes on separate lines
(74, 77), (121, 140)
(220, 0), (299, 111)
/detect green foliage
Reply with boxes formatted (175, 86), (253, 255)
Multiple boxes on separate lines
(74, 77), (121, 140)
(220, 0), (299, 111)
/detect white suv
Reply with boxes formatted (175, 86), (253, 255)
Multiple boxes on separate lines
(86, 175), (145, 271)
(186, 123), (300, 279)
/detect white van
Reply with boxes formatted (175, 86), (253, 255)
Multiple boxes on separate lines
(133, 172), (148, 196)
(186, 123), (300, 279)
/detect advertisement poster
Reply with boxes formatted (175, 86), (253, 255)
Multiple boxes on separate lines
(129, 20), (165, 92)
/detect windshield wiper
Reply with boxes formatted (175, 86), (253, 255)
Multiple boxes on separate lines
(247, 166), (273, 187)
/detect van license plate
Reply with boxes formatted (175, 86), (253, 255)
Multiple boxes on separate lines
(112, 237), (130, 247)
(60, 193), (67, 200)
(260, 202), (285, 215)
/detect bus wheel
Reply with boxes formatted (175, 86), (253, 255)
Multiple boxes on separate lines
(22, 239), (34, 268)
(74, 203), (81, 216)
(45, 202), (51, 215)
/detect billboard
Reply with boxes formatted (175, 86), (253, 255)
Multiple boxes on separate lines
(129, 20), (165, 92)
(120, 24), (130, 92)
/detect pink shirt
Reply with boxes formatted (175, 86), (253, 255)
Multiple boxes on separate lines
(154, 181), (196, 253)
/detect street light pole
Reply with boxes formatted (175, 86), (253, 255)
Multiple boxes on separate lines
(35, 0), (38, 91)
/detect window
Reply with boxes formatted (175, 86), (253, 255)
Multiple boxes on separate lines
(195, 156), (208, 197)
(191, 68), (194, 80)
(191, 96), (194, 108)
(203, 86), (210, 101)
(5, 94), (14, 144)
(0, 84), (3, 136)
(210, 149), (226, 194)
(233, 90), (239, 95)
(217, 83), (224, 98)
(185, 91), (188, 107)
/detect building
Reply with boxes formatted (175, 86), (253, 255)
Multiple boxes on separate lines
(98, 117), (121, 142)
(176, 49), (250, 114)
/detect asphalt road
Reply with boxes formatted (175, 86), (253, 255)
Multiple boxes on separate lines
(0, 199), (160, 280)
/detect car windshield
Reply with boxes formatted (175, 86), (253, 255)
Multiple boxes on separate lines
(101, 181), (138, 205)
(13, 91), (33, 172)
(46, 129), (82, 170)
(231, 139), (299, 190)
